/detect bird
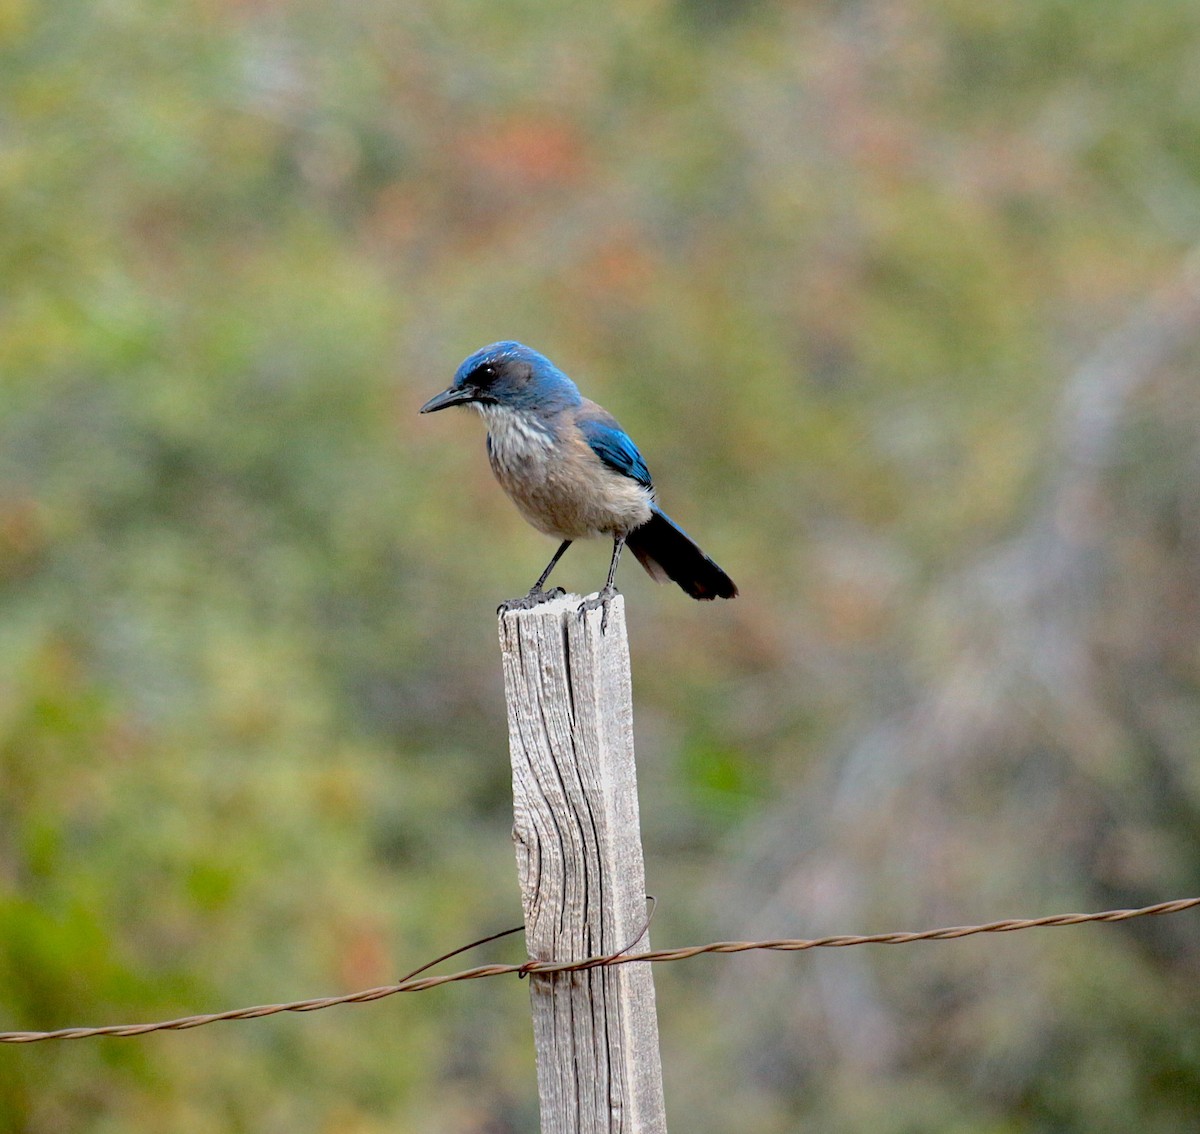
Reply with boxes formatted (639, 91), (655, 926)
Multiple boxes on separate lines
(420, 341), (737, 630)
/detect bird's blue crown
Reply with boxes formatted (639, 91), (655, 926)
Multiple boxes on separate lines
(453, 341), (582, 413)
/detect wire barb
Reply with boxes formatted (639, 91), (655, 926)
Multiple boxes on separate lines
(1, 895), (1195, 1044)
(518, 894), (656, 979)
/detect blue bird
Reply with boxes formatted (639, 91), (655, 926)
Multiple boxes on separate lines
(420, 341), (737, 628)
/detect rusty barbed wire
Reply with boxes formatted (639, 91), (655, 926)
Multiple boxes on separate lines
(2, 895), (1197, 1044)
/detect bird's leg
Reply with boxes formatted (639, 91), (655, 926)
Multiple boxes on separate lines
(498, 540), (573, 614)
(577, 535), (625, 633)
(530, 539), (571, 595)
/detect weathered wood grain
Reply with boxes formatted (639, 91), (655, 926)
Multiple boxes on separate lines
(498, 593), (667, 1134)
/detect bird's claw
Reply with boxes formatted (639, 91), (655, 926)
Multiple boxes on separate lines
(498, 587), (566, 616)
(577, 587), (618, 634)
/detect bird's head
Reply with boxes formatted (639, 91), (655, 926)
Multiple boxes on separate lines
(420, 341), (581, 417)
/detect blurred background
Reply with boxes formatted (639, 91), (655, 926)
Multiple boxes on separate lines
(3, 0), (1200, 1130)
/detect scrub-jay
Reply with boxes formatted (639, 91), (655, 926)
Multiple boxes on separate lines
(420, 341), (737, 629)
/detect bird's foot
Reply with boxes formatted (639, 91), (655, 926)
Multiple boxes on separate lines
(497, 587), (566, 616)
(577, 586), (619, 634)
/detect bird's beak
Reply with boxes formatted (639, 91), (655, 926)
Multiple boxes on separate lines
(419, 386), (478, 414)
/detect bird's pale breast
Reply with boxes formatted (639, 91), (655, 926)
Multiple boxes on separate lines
(478, 405), (653, 540)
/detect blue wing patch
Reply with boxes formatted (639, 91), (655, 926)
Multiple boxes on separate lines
(578, 415), (653, 489)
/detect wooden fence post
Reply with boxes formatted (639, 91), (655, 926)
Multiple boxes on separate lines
(498, 593), (668, 1134)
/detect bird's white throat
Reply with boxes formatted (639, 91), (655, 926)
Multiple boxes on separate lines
(478, 404), (555, 471)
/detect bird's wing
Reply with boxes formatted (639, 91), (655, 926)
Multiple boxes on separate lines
(577, 413), (653, 489)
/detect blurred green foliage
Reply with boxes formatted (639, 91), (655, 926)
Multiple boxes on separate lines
(2, 0), (1200, 1130)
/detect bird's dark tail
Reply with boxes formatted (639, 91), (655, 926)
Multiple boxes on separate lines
(626, 507), (737, 600)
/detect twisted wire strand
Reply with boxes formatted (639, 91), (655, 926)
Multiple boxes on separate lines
(2, 896), (1196, 1044)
